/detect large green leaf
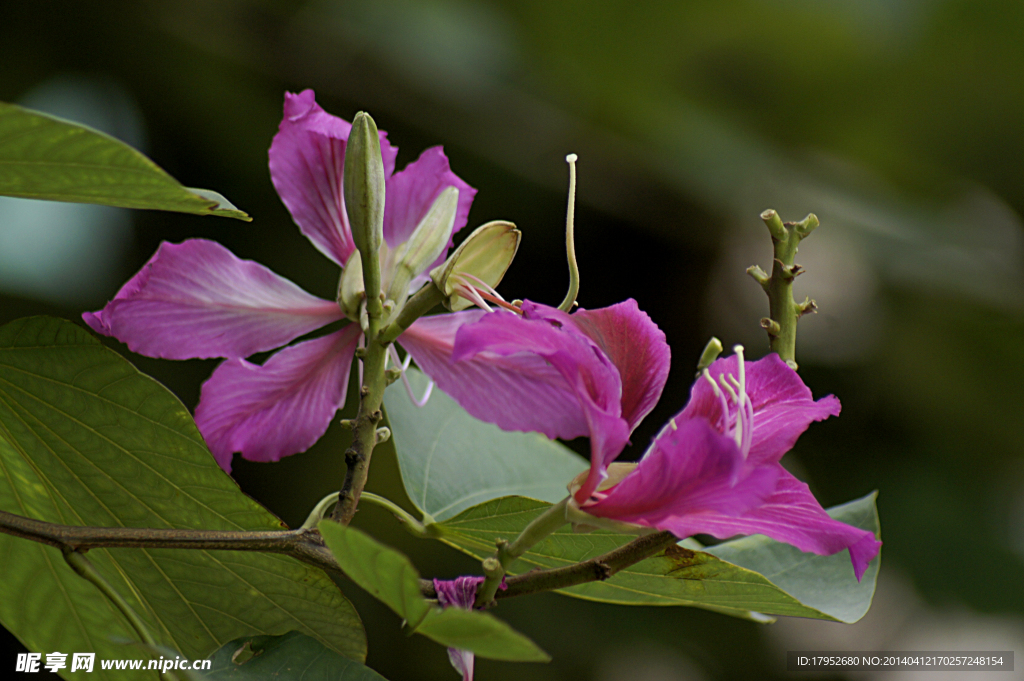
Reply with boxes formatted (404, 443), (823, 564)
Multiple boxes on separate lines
(384, 367), (587, 522)
(0, 102), (250, 219)
(436, 494), (881, 623)
(319, 520), (550, 662)
(0, 317), (364, 680)
(203, 632), (388, 680)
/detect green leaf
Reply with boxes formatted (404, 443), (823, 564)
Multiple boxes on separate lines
(416, 608), (550, 662)
(0, 317), (364, 681)
(437, 494), (881, 623)
(384, 367), (587, 521)
(203, 632), (389, 680)
(317, 520), (431, 630)
(0, 101), (250, 219)
(318, 520), (549, 662)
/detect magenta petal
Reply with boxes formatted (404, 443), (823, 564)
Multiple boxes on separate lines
(585, 419), (777, 523)
(400, 306), (630, 503)
(433, 576), (485, 609)
(383, 146), (477, 267)
(433, 576), (485, 681)
(83, 239), (344, 360)
(269, 89), (398, 266)
(661, 467), (882, 581)
(399, 311), (594, 442)
(194, 325), (361, 472)
(680, 354), (841, 464)
(446, 648), (474, 681)
(452, 303), (629, 499)
(571, 299), (670, 432)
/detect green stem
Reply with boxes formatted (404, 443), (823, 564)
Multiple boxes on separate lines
(301, 492), (340, 530)
(475, 498), (569, 606)
(359, 492), (440, 538)
(748, 209), (819, 369)
(378, 282), (445, 346)
(332, 336), (387, 525)
(498, 531), (677, 598)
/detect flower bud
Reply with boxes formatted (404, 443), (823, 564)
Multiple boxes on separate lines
(337, 251), (364, 321)
(343, 112), (386, 259)
(430, 220), (520, 311)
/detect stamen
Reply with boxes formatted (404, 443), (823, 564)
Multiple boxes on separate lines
(478, 292), (523, 314)
(733, 345), (747, 401)
(390, 344), (435, 407)
(448, 272), (523, 314)
(557, 153), (580, 312)
(701, 369), (721, 397)
(718, 375), (739, 404)
(725, 374), (741, 393)
(458, 272), (506, 300)
(407, 376), (434, 407)
(732, 345), (751, 456)
(703, 368), (731, 434)
(669, 417), (677, 431)
(451, 280), (493, 311)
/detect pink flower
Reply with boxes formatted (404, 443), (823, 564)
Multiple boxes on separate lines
(579, 352), (881, 580)
(83, 90), (476, 472)
(398, 299), (672, 503)
(432, 576), (505, 681)
(403, 300), (880, 580)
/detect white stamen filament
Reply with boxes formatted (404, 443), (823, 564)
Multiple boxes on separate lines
(718, 375), (739, 405)
(703, 368), (731, 433)
(457, 271), (507, 301)
(451, 280), (493, 311)
(701, 369), (721, 397)
(388, 344), (435, 407)
(733, 345), (750, 456)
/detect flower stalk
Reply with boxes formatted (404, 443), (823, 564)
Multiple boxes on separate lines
(475, 498), (570, 606)
(747, 209), (819, 369)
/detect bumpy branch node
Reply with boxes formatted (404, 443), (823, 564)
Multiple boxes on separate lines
(746, 209), (819, 369)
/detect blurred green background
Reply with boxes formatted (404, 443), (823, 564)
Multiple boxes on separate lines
(2, 1), (1023, 679)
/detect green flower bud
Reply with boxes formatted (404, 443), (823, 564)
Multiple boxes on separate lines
(343, 112), (386, 259)
(337, 251), (364, 321)
(430, 220), (521, 311)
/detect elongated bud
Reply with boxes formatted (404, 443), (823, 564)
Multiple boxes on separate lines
(343, 112), (386, 259)
(338, 251), (365, 321)
(430, 220), (520, 311)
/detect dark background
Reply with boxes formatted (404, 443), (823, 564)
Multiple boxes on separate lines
(2, 1), (1023, 679)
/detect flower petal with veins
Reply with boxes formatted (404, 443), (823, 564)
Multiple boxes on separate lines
(83, 239), (344, 360)
(269, 89), (398, 267)
(195, 325), (361, 472)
